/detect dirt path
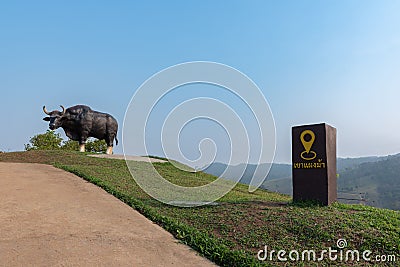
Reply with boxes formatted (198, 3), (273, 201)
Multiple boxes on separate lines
(0, 163), (215, 266)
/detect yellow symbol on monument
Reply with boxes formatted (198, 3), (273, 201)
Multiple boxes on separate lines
(300, 130), (317, 160)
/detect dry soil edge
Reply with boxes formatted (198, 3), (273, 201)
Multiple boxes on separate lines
(0, 162), (215, 266)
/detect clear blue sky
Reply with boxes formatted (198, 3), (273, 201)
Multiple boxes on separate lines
(1, 1), (399, 163)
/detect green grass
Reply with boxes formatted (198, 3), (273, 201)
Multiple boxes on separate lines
(1, 150), (399, 266)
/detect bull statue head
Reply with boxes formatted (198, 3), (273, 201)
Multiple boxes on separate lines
(43, 105), (66, 130)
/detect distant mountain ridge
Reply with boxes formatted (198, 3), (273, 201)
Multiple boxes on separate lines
(203, 154), (400, 210)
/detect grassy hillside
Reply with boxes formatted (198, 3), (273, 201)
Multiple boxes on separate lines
(339, 154), (400, 210)
(206, 155), (400, 210)
(1, 151), (398, 266)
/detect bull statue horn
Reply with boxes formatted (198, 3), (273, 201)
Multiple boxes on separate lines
(43, 106), (50, 115)
(60, 105), (66, 115)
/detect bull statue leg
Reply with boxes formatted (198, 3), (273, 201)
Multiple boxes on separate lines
(79, 144), (85, 152)
(79, 135), (89, 152)
(79, 136), (88, 153)
(105, 135), (115, 155)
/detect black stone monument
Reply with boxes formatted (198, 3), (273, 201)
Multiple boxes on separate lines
(292, 123), (337, 205)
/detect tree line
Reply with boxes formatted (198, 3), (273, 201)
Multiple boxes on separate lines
(25, 130), (107, 153)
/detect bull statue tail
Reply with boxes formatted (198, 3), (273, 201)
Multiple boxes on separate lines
(115, 137), (119, 146)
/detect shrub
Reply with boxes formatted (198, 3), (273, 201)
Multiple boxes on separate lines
(84, 139), (107, 153)
(25, 130), (63, 151)
(61, 139), (80, 151)
(25, 131), (108, 153)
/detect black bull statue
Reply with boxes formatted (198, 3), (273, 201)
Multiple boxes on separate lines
(43, 105), (118, 154)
